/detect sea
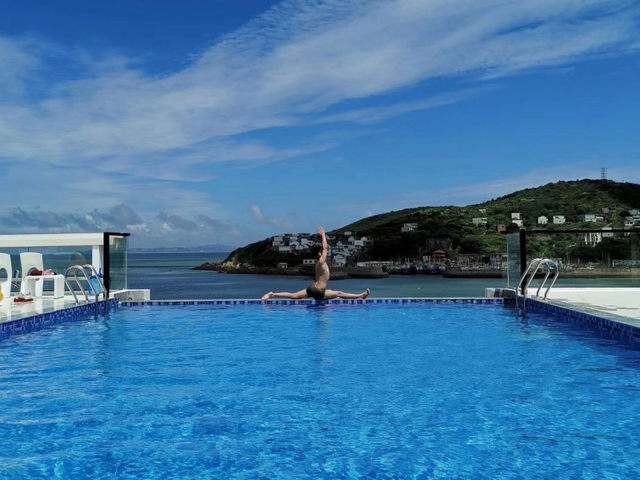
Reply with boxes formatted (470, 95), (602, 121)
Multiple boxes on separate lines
(128, 253), (640, 300)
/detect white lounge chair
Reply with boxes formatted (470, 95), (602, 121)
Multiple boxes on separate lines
(0, 253), (11, 301)
(19, 252), (65, 299)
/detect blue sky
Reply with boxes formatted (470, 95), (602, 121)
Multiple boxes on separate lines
(1, 0), (640, 247)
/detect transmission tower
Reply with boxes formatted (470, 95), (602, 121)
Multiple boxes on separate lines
(601, 167), (607, 180)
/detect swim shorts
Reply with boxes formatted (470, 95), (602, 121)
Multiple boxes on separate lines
(306, 284), (326, 301)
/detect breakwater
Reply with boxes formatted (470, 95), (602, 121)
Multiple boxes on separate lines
(444, 268), (503, 279)
(444, 267), (640, 279)
(194, 262), (388, 279)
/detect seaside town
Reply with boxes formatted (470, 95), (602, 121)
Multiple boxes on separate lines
(268, 206), (640, 275)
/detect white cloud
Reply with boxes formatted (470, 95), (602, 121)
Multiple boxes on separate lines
(333, 162), (640, 215)
(0, 204), (241, 247)
(250, 205), (292, 229)
(0, 0), (637, 177)
(1, 0), (639, 245)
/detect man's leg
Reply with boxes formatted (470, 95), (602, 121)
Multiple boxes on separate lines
(324, 288), (370, 300)
(261, 289), (308, 300)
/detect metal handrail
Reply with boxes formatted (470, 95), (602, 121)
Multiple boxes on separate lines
(64, 265), (90, 303)
(82, 264), (106, 299)
(516, 258), (559, 316)
(543, 265), (560, 299)
(64, 264), (107, 316)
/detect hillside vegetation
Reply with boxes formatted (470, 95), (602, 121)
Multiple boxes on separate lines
(226, 180), (640, 266)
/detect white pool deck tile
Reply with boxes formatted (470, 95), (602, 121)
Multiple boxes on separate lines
(0, 295), (89, 323)
(527, 287), (640, 321)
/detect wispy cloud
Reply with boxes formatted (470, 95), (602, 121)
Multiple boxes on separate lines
(0, 0), (638, 176)
(0, 204), (240, 247)
(250, 205), (292, 229)
(1, 0), (639, 245)
(332, 162), (640, 216)
(314, 88), (493, 124)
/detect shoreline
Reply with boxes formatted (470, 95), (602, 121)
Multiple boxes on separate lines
(193, 262), (388, 279)
(194, 263), (640, 280)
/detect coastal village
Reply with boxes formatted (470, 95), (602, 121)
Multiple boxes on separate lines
(267, 206), (640, 274)
(269, 226), (498, 274)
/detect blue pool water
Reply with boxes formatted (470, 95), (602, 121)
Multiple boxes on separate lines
(1, 304), (640, 479)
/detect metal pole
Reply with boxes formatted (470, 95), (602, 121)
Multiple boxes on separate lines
(519, 229), (527, 295)
(103, 232), (110, 298)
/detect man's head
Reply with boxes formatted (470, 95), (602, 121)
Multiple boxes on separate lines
(312, 246), (322, 259)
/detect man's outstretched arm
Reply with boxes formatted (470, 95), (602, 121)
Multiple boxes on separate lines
(318, 226), (328, 264)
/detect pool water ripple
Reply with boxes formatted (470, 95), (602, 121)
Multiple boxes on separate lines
(1, 304), (640, 479)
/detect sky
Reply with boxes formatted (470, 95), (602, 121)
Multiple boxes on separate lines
(1, 0), (640, 247)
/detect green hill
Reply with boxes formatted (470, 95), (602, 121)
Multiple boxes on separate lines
(225, 180), (640, 266)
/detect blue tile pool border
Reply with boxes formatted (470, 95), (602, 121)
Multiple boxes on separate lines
(119, 297), (505, 307)
(4, 296), (639, 346)
(0, 299), (119, 340)
(525, 297), (640, 345)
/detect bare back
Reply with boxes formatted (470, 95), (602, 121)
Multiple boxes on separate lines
(314, 260), (330, 288)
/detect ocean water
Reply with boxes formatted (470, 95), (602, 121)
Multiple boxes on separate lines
(1, 303), (639, 478)
(127, 253), (640, 300)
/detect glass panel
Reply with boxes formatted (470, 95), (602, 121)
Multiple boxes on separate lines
(2, 246), (92, 293)
(526, 231), (640, 288)
(505, 232), (521, 288)
(108, 235), (128, 291)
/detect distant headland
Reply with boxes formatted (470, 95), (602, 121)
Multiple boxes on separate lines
(132, 244), (234, 254)
(195, 179), (640, 277)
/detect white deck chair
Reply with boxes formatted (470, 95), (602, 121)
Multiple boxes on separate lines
(20, 252), (44, 296)
(0, 253), (11, 301)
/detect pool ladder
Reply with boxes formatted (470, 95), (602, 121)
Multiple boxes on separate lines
(64, 264), (108, 316)
(515, 258), (560, 316)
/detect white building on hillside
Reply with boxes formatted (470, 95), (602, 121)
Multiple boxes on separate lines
(512, 219), (523, 228)
(511, 213), (521, 220)
(472, 218), (487, 226)
(401, 223), (418, 233)
(303, 259), (317, 265)
(278, 246), (291, 253)
(538, 216), (548, 225)
(333, 255), (347, 267)
(553, 215), (566, 224)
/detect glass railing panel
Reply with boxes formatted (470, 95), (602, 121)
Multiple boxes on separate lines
(505, 232), (521, 288)
(0, 246), (93, 293)
(108, 235), (128, 291)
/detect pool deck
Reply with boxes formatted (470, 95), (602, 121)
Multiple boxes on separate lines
(527, 287), (640, 321)
(0, 295), (86, 323)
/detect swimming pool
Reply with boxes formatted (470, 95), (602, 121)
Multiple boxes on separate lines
(1, 304), (640, 479)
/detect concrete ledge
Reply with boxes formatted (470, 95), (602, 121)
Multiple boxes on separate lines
(112, 289), (151, 301)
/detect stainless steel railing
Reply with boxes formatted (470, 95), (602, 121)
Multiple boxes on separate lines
(64, 264), (108, 316)
(515, 258), (560, 316)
